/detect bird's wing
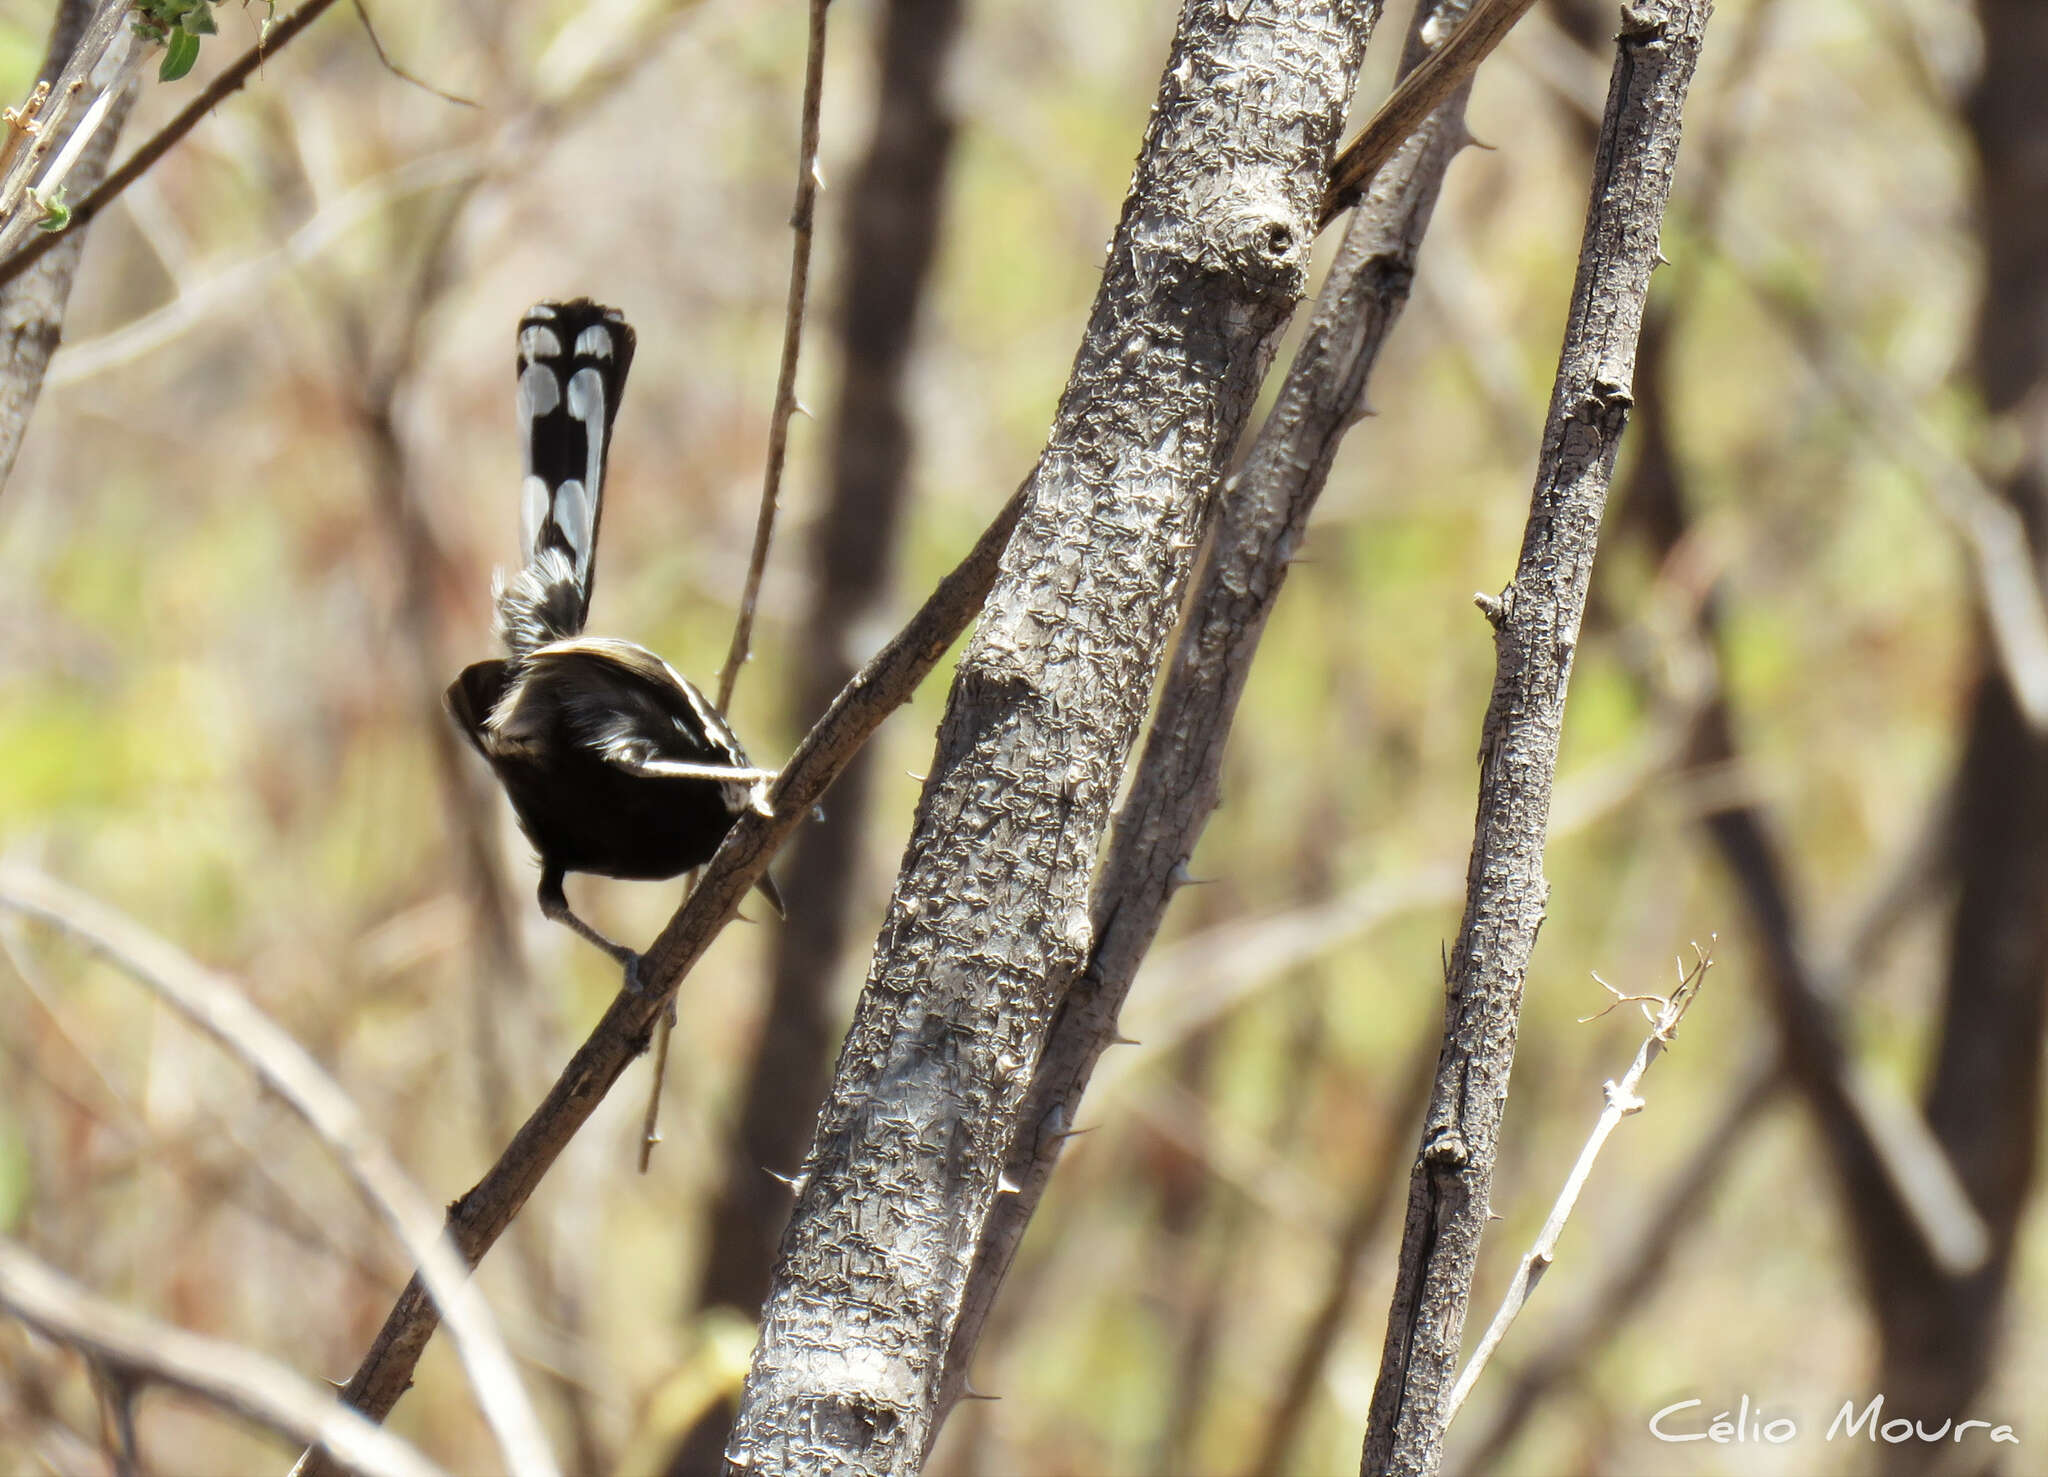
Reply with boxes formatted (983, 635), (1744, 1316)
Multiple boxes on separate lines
(446, 660), (514, 758)
(519, 640), (775, 804)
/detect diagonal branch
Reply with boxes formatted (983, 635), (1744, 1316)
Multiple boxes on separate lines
(1360, 5), (1711, 1471)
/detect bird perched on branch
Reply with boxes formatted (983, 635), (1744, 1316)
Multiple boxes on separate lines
(446, 300), (780, 992)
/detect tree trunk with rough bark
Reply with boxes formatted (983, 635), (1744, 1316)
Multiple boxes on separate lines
(722, 2), (1382, 1470)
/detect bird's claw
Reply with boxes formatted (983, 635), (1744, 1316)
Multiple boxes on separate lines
(621, 951), (647, 996)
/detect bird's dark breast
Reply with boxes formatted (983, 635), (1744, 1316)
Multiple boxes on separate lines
(491, 748), (738, 881)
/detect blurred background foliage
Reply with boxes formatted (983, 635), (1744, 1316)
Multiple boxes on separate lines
(0, 0), (2037, 1472)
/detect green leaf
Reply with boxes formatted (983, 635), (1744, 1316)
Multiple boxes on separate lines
(34, 188), (68, 231)
(180, 4), (216, 33)
(159, 27), (200, 81)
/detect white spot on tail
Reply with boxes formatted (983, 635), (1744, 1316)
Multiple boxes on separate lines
(553, 480), (592, 566)
(566, 367), (607, 506)
(520, 325), (563, 360)
(518, 363), (559, 430)
(520, 475), (550, 553)
(575, 325), (614, 357)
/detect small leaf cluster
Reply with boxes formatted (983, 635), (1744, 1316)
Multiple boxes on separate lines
(132, 0), (224, 82)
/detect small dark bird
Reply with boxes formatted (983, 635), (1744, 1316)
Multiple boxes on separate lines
(446, 300), (779, 991)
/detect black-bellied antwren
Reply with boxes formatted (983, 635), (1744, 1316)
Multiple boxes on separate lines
(446, 300), (780, 991)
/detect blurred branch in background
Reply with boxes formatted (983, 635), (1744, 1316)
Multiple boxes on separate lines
(0, 0), (135, 492)
(1243, 1039), (1437, 1477)
(724, 5), (1380, 1469)
(1872, 1), (2048, 1463)
(667, 0), (966, 1467)
(0, 864), (556, 1477)
(1608, 291), (1993, 1284)
(940, 0), (1476, 1430)
(1360, 4), (1709, 1470)
(0, 1237), (448, 1477)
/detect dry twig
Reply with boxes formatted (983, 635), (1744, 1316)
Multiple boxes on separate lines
(1444, 941), (1715, 1425)
(640, 0), (837, 1172)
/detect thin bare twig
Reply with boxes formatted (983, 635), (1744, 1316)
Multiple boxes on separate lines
(1320, 0), (1538, 227)
(0, 0), (350, 295)
(1443, 941), (1715, 1425)
(639, 0), (836, 1172)
(1243, 1041), (1438, 1477)
(716, 0), (833, 710)
(0, 867), (558, 1477)
(349, 0), (478, 108)
(0, 1236), (448, 1477)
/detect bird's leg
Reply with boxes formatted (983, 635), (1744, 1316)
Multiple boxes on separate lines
(537, 868), (646, 993)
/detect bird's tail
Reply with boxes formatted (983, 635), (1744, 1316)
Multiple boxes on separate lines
(495, 299), (638, 656)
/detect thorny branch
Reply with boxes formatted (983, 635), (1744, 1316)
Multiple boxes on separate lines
(1361, 4), (1711, 1472)
(941, 0), (1480, 1426)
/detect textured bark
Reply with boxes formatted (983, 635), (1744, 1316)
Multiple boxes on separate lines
(937, 0), (1475, 1426)
(0, 0), (135, 495)
(723, 3), (1380, 1470)
(1871, 0), (2048, 1459)
(1359, 5), (1709, 1473)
